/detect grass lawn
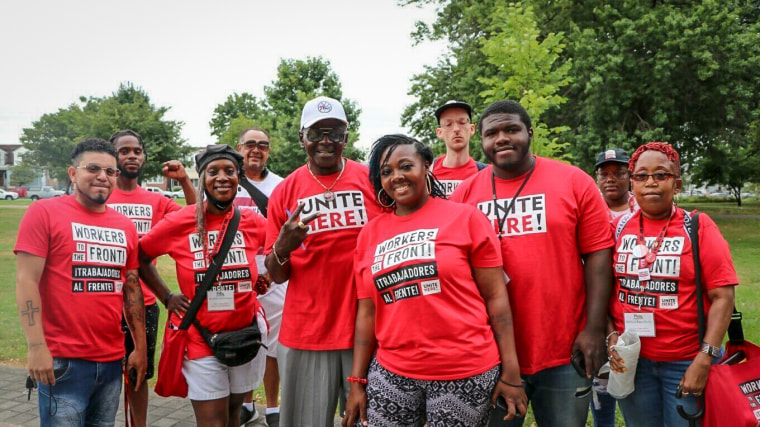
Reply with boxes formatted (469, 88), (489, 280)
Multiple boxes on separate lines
(1, 201), (757, 424)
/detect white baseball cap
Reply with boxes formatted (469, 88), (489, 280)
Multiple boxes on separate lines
(300, 96), (348, 129)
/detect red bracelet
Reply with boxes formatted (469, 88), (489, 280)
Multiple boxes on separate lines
(347, 376), (368, 385)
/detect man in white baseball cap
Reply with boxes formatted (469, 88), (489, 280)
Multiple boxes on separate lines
(265, 95), (381, 426)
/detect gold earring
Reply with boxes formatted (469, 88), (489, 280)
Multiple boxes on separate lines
(377, 188), (395, 208)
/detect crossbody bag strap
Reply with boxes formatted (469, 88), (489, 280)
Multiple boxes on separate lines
(179, 208), (241, 330)
(239, 178), (269, 218)
(685, 211), (705, 343)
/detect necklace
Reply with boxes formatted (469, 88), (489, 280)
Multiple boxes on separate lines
(306, 157), (346, 201)
(490, 156), (536, 240)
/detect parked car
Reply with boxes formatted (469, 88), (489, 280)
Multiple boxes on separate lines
(708, 192), (728, 198)
(145, 187), (172, 198)
(27, 186), (64, 200)
(166, 189), (185, 199)
(0, 189), (20, 200)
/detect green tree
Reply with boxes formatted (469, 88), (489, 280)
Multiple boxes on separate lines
(479, 3), (572, 159)
(21, 83), (191, 182)
(9, 161), (39, 187)
(209, 57), (364, 176)
(402, 0), (760, 173)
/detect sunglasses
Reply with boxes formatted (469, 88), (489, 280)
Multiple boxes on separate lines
(76, 163), (120, 177)
(304, 127), (347, 143)
(630, 172), (678, 182)
(241, 140), (270, 151)
(596, 171), (629, 181)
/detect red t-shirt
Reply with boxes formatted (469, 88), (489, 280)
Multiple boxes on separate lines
(609, 209), (737, 361)
(140, 206), (266, 359)
(354, 198), (502, 380)
(265, 159), (381, 350)
(14, 195), (139, 361)
(451, 157), (614, 374)
(107, 186), (182, 305)
(431, 156), (480, 197)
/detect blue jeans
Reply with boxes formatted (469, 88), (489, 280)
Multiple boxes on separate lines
(491, 363), (592, 427)
(38, 358), (122, 426)
(617, 358), (699, 427)
(590, 379), (617, 427)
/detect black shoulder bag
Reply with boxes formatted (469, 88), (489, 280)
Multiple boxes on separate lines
(180, 208), (266, 367)
(239, 178), (269, 218)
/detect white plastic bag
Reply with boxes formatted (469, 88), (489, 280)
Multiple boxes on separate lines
(607, 330), (641, 399)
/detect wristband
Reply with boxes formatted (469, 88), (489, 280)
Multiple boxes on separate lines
(272, 245), (290, 266)
(163, 292), (173, 308)
(498, 377), (524, 388)
(347, 376), (368, 385)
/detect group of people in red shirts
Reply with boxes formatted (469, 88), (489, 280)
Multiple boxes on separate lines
(15, 95), (737, 427)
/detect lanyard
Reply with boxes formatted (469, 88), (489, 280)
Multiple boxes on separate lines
(206, 207), (235, 264)
(490, 157), (536, 240)
(636, 206), (675, 268)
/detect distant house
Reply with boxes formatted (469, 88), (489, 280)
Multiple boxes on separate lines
(0, 144), (26, 188)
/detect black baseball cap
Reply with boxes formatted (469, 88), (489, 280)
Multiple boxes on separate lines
(434, 100), (473, 123)
(595, 148), (630, 169)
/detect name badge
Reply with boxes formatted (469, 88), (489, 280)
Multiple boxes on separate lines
(208, 284), (235, 311)
(637, 268), (651, 282)
(624, 312), (656, 337)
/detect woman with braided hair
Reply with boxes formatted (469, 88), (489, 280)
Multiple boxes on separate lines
(606, 142), (737, 426)
(344, 134), (526, 427)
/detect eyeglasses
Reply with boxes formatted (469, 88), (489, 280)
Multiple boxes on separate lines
(241, 140), (270, 151)
(630, 172), (678, 182)
(304, 127), (347, 143)
(76, 163), (120, 177)
(596, 171), (629, 181)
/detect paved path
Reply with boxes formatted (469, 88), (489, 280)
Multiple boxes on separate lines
(0, 365), (272, 427)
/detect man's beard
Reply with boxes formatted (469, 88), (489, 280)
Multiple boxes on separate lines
(119, 165), (143, 179)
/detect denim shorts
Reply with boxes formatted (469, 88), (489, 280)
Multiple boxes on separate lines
(37, 358), (122, 426)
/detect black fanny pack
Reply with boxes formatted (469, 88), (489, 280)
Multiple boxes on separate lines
(194, 318), (267, 367)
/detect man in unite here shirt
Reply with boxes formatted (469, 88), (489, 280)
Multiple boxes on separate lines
(451, 100), (614, 426)
(14, 139), (145, 426)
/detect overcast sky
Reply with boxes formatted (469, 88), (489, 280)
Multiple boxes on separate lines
(0, 0), (446, 149)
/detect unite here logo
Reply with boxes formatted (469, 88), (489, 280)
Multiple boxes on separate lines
(477, 194), (547, 237)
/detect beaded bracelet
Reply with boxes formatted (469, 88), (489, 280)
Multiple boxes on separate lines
(498, 377), (524, 388)
(605, 330), (620, 347)
(347, 376), (368, 385)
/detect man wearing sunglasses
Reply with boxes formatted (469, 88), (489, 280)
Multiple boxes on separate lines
(594, 148), (638, 223)
(264, 96), (381, 426)
(106, 129), (195, 427)
(15, 138), (145, 426)
(233, 127), (286, 427)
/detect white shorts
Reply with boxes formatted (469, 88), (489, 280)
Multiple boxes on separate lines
(182, 313), (268, 401)
(257, 281), (287, 357)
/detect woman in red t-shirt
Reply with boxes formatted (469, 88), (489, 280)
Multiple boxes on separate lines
(138, 145), (268, 426)
(343, 134), (527, 427)
(606, 142), (737, 426)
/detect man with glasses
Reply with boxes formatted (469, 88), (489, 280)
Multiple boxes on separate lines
(594, 148), (638, 222)
(15, 138), (146, 426)
(106, 129), (195, 426)
(234, 128), (285, 427)
(264, 96), (381, 426)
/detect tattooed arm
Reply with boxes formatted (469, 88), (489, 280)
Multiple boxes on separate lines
(123, 269), (148, 391)
(15, 252), (54, 385)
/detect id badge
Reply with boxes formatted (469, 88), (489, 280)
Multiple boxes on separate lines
(637, 268), (651, 281)
(624, 312), (656, 337)
(208, 284), (235, 311)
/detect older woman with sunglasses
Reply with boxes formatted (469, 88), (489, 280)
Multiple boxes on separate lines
(344, 134), (526, 427)
(606, 142), (737, 426)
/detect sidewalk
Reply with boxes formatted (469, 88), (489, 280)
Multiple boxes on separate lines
(0, 365), (270, 426)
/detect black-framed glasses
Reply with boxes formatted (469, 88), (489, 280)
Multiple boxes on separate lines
(241, 140), (270, 151)
(630, 172), (678, 182)
(304, 127), (347, 143)
(596, 171), (629, 181)
(76, 163), (120, 177)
